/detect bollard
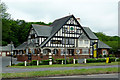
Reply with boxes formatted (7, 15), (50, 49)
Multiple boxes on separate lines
(84, 58), (86, 63)
(49, 59), (52, 65)
(9, 61), (11, 66)
(37, 60), (39, 66)
(62, 60), (63, 64)
(49, 52), (52, 65)
(73, 59), (75, 64)
(24, 61), (27, 66)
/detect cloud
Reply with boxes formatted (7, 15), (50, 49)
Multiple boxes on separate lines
(2, 0), (119, 36)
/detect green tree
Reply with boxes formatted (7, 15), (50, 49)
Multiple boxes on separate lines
(95, 32), (119, 54)
(0, 2), (10, 19)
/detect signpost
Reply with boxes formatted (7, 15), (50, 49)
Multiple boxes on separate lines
(10, 41), (13, 66)
(64, 27), (67, 65)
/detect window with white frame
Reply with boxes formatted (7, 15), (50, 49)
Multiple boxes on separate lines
(61, 49), (64, 55)
(62, 38), (74, 45)
(103, 50), (107, 55)
(43, 49), (48, 54)
(62, 38), (68, 44)
(69, 39), (74, 45)
(79, 40), (83, 44)
(84, 40), (89, 44)
(82, 49), (89, 54)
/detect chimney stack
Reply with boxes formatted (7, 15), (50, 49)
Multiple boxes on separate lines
(76, 18), (80, 23)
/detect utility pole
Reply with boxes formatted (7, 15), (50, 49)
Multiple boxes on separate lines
(10, 41), (13, 66)
(64, 27), (66, 65)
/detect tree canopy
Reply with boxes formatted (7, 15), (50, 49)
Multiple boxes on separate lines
(95, 32), (119, 54)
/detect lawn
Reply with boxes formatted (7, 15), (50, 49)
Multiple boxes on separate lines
(9, 62), (119, 68)
(2, 67), (119, 78)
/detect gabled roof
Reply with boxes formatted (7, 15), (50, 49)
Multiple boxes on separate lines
(30, 15), (99, 48)
(16, 42), (36, 50)
(40, 15), (73, 48)
(50, 15), (73, 34)
(82, 27), (110, 49)
(32, 24), (52, 37)
(82, 27), (98, 40)
(98, 40), (111, 49)
(0, 44), (15, 51)
(16, 42), (27, 50)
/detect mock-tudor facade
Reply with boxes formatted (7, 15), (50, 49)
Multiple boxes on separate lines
(16, 15), (111, 61)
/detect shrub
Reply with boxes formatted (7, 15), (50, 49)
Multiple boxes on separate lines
(69, 58), (73, 64)
(109, 57), (116, 62)
(109, 54), (113, 57)
(56, 59), (64, 64)
(96, 58), (106, 62)
(52, 58), (56, 64)
(75, 59), (78, 64)
(86, 58), (106, 63)
(116, 58), (120, 62)
(98, 54), (102, 58)
(56, 59), (69, 64)
(30, 60), (37, 65)
(39, 60), (49, 65)
(86, 58), (96, 63)
(63, 59), (69, 64)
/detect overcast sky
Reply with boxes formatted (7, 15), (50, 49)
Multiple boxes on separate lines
(2, 0), (119, 36)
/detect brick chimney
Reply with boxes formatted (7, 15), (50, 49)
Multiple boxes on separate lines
(76, 18), (80, 23)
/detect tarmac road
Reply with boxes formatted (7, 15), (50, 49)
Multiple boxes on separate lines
(2, 73), (119, 80)
(1, 57), (119, 73)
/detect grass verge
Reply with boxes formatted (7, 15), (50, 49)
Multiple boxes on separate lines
(2, 67), (119, 78)
(9, 62), (119, 68)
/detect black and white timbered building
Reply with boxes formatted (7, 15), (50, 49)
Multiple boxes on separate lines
(16, 15), (111, 61)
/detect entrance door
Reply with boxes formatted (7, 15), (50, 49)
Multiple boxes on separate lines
(2, 52), (6, 56)
(68, 49), (74, 56)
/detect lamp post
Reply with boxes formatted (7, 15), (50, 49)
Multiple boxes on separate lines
(64, 27), (67, 65)
(10, 41), (13, 66)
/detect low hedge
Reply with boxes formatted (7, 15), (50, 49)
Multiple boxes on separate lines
(56, 59), (69, 64)
(56, 59), (64, 64)
(109, 57), (116, 62)
(86, 58), (106, 63)
(116, 58), (120, 62)
(30, 60), (37, 65)
(75, 59), (78, 63)
(86, 57), (117, 63)
(39, 60), (49, 65)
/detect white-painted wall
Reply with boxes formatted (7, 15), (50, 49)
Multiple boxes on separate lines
(78, 33), (90, 48)
(78, 39), (90, 48)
